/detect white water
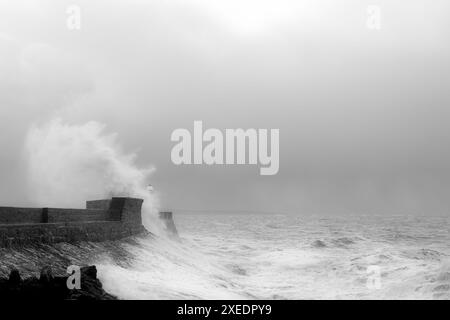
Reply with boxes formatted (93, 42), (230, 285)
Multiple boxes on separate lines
(95, 213), (450, 300)
(22, 119), (450, 299)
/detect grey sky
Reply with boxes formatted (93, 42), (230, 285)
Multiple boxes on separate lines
(1, 0), (449, 215)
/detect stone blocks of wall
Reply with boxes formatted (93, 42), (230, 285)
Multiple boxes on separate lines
(86, 199), (112, 210)
(0, 222), (146, 248)
(109, 197), (143, 224)
(0, 207), (44, 224)
(46, 208), (110, 223)
(0, 197), (146, 248)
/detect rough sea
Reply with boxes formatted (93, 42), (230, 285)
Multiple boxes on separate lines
(95, 213), (450, 300)
(2, 213), (448, 299)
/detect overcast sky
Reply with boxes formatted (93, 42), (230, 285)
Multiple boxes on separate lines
(1, 0), (450, 215)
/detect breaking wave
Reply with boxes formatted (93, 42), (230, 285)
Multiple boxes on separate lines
(24, 118), (163, 234)
(14, 118), (450, 299)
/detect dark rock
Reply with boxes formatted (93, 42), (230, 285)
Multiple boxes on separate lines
(0, 265), (116, 300)
(40, 266), (54, 284)
(8, 268), (21, 285)
(82, 265), (97, 279)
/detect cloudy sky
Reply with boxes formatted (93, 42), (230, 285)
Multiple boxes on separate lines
(0, 0), (449, 215)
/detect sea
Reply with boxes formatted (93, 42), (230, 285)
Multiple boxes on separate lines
(94, 213), (450, 300)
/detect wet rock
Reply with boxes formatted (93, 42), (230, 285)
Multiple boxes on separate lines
(0, 265), (116, 300)
(8, 269), (21, 285)
(40, 266), (54, 284)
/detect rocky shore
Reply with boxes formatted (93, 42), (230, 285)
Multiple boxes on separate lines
(0, 265), (116, 300)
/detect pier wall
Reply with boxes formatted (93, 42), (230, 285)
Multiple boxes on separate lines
(0, 197), (146, 248)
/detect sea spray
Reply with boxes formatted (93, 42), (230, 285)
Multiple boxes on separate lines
(24, 118), (163, 235)
(22, 118), (237, 299)
(96, 236), (246, 299)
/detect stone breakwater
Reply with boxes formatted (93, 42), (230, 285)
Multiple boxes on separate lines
(0, 198), (179, 299)
(0, 197), (151, 247)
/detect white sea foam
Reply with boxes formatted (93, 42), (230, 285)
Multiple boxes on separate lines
(95, 214), (450, 300)
(22, 119), (450, 299)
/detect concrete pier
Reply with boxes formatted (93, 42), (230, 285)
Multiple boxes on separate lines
(0, 197), (146, 248)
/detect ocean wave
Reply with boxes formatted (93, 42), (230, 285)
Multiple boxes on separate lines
(4, 214), (449, 299)
(402, 249), (446, 262)
(227, 264), (248, 276)
(331, 237), (356, 247)
(311, 237), (360, 249)
(311, 240), (327, 248)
